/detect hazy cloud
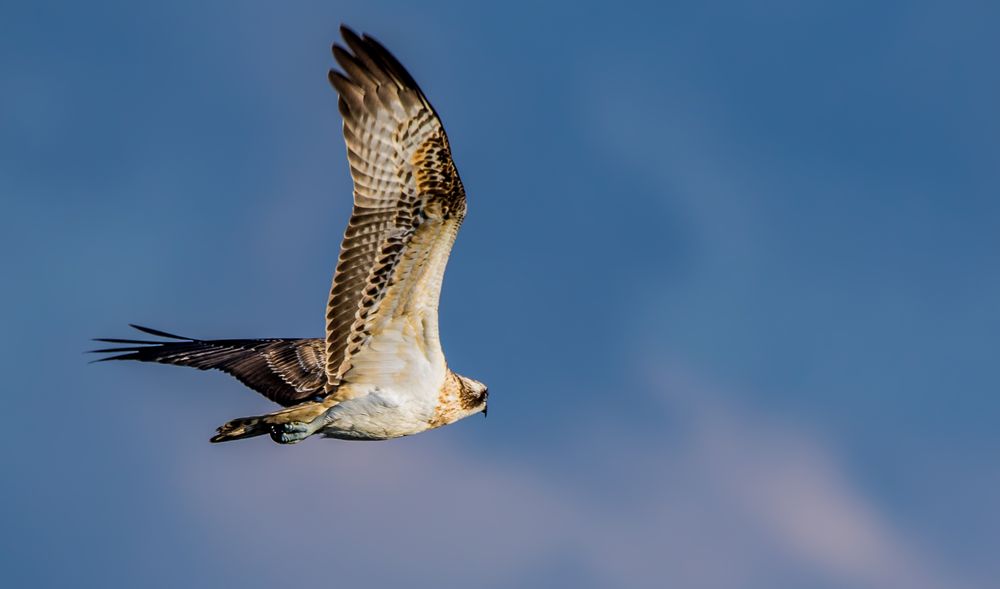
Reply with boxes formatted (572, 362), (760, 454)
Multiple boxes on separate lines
(167, 368), (961, 589)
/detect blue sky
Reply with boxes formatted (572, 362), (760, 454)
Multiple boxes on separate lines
(2, 1), (998, 587)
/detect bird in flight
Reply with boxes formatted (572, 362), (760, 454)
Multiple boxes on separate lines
(93, 26), (488, 444)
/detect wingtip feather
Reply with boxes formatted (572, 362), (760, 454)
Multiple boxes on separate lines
(128, 324), (192, 340)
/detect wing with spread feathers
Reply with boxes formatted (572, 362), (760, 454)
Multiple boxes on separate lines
(323, 26), (467, 395)
(92, 325), (325, 406)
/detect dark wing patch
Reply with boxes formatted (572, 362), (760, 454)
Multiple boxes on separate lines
(91, 325), (325, 406)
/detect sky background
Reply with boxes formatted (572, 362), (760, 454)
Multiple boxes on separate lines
(2, 1), (998, 587)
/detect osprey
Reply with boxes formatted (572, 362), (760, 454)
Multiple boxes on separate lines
(94, 26), (488, 444)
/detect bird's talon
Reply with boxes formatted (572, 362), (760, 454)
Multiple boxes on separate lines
(269, 421), (314, 444)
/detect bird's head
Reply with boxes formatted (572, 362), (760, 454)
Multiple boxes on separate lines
(456, 374), (489, 418)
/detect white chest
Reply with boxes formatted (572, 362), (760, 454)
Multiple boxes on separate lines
(322, 301), (448, 440)
(319, 384), (441, 440)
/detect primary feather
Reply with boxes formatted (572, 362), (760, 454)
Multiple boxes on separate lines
(322, 27), (466, 396)
(92, 325), (325, 406)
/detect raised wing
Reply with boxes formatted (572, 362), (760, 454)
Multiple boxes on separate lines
(323, 26), (466, 393)
(92, 325), (325, 406)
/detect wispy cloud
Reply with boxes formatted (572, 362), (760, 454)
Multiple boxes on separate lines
(647, 368), (960, 589)
(551, 51), (970, 587)
(163, 368), (962, 588)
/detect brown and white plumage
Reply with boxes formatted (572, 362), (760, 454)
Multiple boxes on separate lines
(323, 27), (467, 396)
(94, 26), (488, 444)
(92, 325), (326, 406)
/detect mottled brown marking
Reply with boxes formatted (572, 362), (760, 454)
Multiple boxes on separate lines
(428, 371), (486, 429)
(428, 371), (464, 429)
(459, 378), (484, 410)
(412, 131), (466, 220)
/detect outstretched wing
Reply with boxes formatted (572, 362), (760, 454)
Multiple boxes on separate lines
(92, 325), (325, 406)
(324, 26), (466, 393)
